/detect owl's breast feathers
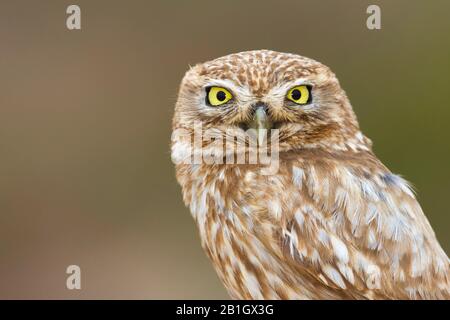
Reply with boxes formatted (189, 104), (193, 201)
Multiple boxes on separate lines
(175, 149), (450, 299)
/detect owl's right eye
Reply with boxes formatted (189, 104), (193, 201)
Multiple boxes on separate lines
(206, 86), (233, 106)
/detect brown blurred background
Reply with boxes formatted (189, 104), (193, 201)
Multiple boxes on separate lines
(0, 0), (449, 299)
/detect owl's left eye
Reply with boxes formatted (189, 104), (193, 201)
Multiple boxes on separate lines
(286, 85), (312, 105)
(206, 86), (233, 106)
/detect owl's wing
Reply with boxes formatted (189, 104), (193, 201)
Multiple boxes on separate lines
(259, 161), (450, 299)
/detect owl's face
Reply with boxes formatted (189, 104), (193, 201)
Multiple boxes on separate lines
(173, 50), (366, 153)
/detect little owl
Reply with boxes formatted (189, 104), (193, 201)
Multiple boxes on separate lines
(171, 50), (449, 299)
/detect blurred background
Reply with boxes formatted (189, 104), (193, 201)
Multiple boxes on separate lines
(0, 0), (449, 299)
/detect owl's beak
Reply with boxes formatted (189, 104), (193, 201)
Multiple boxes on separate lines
(248, 104), (272, 145)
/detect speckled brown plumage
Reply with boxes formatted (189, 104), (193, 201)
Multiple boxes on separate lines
(171, 50), (449, 299)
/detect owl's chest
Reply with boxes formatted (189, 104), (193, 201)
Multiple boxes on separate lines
(196, 201), (293, 299)
(183, 164), (308, 299)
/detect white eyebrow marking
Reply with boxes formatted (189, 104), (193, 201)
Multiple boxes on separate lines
(267, 78), (311, 95)
(204, 78), (253, 103)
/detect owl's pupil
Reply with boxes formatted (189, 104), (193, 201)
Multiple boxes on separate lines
(291, 89), (301, 100)
(216, 91), (226, 101)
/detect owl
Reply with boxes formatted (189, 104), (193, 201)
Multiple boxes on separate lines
(171, 50), (449, 299)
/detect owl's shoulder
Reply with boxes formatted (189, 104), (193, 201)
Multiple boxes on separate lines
(262, 149), (450, 299)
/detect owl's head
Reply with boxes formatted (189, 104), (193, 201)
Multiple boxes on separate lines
(172, 50), (370, 157)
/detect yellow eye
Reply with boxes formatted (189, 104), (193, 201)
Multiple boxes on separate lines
(206, 86), (233, 106)
(286, 85), (311, 105)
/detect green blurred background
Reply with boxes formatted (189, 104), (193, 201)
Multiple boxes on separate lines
(0, 0), (449, 299)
